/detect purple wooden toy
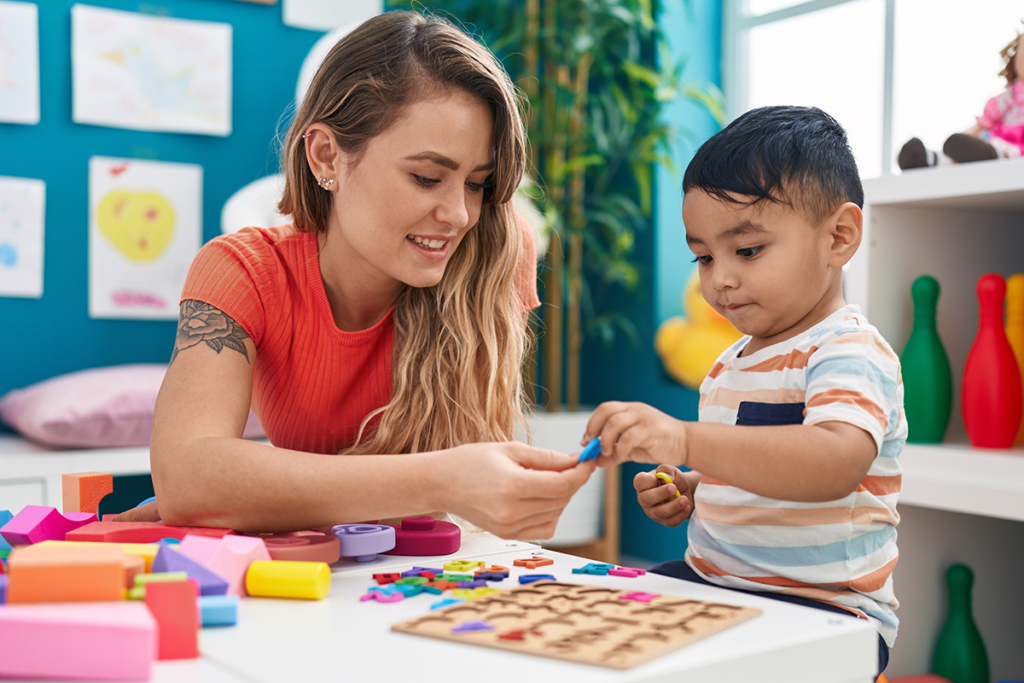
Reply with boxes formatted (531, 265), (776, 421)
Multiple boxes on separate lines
(332, 524), (396, 561)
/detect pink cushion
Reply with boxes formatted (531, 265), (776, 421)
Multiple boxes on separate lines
(0, 364), (265, 448)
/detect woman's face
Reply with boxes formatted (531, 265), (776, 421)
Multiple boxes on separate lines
(325, 90), (495, 294)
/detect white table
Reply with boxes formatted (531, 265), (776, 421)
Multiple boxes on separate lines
(145, 533), (877, 683)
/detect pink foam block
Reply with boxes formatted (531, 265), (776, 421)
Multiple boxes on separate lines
(0, 506), (97, 545)
(177, 534), (271, 596)
(0, 601), (156, 681)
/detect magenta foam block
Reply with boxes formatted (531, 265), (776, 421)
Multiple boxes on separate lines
(0, 601), (156, 681)
(332, 524), (396, 561)
(0, 506), (97, 546)
(382, 516), (461, 556)
(177, 534), (271, 596)
(153, 543), (229, 596)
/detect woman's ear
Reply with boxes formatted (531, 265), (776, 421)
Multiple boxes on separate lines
(303, 123), (344, 191)
(827, 202), (863, 267)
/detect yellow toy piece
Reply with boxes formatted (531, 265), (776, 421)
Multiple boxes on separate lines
(451, 587), (501, 600)
(245, 560), (331, 600)
(34, 540), (160, 572)
(654, 472), (682, 497)
(656, 271), (743, 389)
(443, 560), (483, 572)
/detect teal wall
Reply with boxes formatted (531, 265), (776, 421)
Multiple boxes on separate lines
(580, 0), (722, 564)
(0, 1), (322, 412)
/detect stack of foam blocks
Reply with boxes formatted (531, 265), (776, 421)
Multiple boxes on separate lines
(0, 472), (339, 681)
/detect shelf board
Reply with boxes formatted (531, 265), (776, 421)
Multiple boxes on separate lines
(900, 442), (1024, 522)
(862, 157), (1024, 211)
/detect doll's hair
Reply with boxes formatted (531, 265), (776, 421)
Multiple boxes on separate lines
(998, 26), (1023, 87)
(278, 10), (533, 455)
(682, 105), (863, 226)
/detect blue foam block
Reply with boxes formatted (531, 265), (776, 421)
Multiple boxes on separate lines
(152, 544), (229, 596)
(0, 511), (12, 552)
(199, 594), (239, 627)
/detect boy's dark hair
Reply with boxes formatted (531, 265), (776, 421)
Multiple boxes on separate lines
(682, 105), (864, 224)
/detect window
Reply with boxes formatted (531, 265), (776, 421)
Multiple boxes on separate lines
(725, 0), (1024, 178)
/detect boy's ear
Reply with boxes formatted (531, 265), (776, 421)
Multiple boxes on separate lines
(826, 202), (863, 267)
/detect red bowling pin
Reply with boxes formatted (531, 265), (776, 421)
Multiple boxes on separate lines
(962, 273), (1023, 448)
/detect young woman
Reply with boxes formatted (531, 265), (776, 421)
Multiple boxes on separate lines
(119, 11), (594, 538)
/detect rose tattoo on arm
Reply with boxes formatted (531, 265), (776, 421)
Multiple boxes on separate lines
(170, 300), (251, 366)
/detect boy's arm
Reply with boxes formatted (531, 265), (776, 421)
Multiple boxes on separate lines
(584, 401), (875, 502)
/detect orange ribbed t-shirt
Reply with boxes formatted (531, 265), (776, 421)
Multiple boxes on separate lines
(180, 223), (539, 454)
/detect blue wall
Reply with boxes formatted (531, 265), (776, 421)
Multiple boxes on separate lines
(580, 0), (722, 564)
(0, 1), (322, 408)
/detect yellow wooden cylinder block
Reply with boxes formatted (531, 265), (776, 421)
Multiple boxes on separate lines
(245, 560), (331, 600)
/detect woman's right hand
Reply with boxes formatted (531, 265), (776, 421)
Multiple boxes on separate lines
(441, 441), (596, 540)
(634, 464), (693, 527)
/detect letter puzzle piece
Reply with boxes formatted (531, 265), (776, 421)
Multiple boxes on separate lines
(383, 516), (461, 556)
(152, 543), (229, 596)
(6, 543), (126, 603)
(145, 579), (199, 660)
(245, 560), (331, 600)
(578, 437), (602, 463)
(1, 505), (97, 545)
(513, 556), (554, 570)
(62, 472), (114, 514)
(0, 601), (156, 681)
(65, 520), (234, 544)
(259, 530), (341, 564)
(332, 524), (395, 561)
(176, 534), (271, 596)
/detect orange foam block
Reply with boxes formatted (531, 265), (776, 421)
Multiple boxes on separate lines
(0, 505), (97, 545)
(6, 543), (126, 603)
(65, 520), (235, 544)
(0, 601), (156, 681)
(177, 534), (272, 596)
(62, 472), (114, 515)
(145, 580), (199, 660)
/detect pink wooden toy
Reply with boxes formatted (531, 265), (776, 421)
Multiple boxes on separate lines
(0, 601), (156, 681)
(176, 534), (271, 596)
(0, 505), (97, 546)
(382, 516), (461, 556)
(261, 531), (341, 563)
(609, 566), (647, 578)
(65, 520), (234, 544)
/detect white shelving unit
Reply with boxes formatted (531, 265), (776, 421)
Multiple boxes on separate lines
(848, 156), (1024, 523)
(846, 158), (1024, 679)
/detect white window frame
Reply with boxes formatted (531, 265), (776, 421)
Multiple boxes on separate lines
(722, 0), (897, 176)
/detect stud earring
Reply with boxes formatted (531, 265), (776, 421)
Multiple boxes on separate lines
(318, 177), (335, 190)
(301, 133), (311, 139)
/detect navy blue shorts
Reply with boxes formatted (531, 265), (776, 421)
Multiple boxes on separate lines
(650, 560), (889, 677)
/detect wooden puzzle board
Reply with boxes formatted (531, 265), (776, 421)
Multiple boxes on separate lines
(392, 581), (761, 670)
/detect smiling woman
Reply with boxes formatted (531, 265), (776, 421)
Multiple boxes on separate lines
(116, 10), (596, 539)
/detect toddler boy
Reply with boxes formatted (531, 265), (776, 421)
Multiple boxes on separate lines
(584, 105), (905, 675)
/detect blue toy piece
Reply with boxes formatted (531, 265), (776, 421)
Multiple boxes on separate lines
(578, 438), (601, 463)
(0, 510), (13, 552)
(518, 574), (557, 584)
(198, 594), (239, 627)
(430, 598), (465, 610)
(475, 572), (508, 581)
(572, 562), (615, 575)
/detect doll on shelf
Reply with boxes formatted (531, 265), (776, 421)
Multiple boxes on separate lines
(899, 27), (1024, 170)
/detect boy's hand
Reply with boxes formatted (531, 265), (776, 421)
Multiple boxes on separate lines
(634, 465), (693, 527)
(582, 401), (687, 467)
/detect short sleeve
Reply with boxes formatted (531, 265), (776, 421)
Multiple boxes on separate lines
(514, 213), (542, 310)
(179, 231), (272, 345)
(803, 330), (902, 455)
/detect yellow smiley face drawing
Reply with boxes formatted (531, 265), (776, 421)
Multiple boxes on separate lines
(97, 190), (176, 261)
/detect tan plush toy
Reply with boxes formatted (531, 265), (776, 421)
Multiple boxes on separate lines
(899, 28), (1024, 169)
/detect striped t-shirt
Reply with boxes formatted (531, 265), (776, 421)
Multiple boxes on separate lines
(685, 304), (906, 646)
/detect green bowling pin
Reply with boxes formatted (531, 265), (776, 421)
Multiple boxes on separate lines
(901, 275), (953, 443)
(932, 564), (989, 683)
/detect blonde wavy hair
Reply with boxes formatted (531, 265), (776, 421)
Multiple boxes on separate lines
(278, 10), (532, 455)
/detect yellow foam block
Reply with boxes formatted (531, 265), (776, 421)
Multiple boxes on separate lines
(245, 560), (330, 600)
(34, 540), (160, 572)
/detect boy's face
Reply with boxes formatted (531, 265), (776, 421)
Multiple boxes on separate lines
(682, 189), (842, 352)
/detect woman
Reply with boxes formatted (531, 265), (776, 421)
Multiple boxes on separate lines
(120, 11), (594, 538)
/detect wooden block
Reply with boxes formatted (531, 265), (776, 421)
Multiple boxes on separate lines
(34, 540), (160, 571)
(6, 543), (125, 603)
(392, 580), (762, 670)
(0, 506), (97, 545)
(0, 601), (156, 680)
(62, 472), (114, 514)
(65, 520), (234, 544)
(177, 534), (271, 596)
(145, 580), (199, 660)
